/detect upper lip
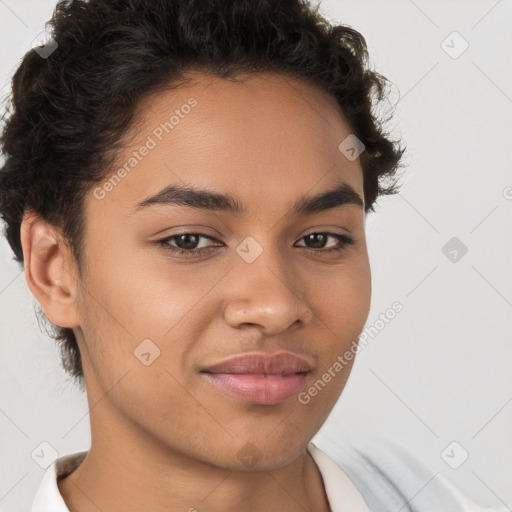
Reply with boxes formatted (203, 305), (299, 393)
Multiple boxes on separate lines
(201, 351), (313, 375)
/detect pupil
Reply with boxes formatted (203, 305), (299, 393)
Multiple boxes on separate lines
(176, 234), (199, 250)
(307, 233), (326, 248)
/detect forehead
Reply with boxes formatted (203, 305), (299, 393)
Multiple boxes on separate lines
(140, 70), (355, 156)
(89, 71), (364, 215)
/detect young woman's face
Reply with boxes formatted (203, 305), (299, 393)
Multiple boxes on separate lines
(75, 72), (371, 469)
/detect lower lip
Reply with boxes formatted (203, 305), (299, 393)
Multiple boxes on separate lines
(202, 372), (309, 405)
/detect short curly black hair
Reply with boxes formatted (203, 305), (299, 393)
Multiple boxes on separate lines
(0, 0), (406, 388)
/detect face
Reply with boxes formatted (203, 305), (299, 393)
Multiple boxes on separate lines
(67, 72), (371, 469)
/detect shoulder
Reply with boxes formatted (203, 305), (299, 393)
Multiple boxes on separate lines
(312, 438), (506, 512)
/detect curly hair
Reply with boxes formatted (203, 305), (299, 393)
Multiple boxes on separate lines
(0, 0), (406, 388)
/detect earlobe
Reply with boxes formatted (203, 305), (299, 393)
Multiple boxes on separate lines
(20, 210), (80, 328)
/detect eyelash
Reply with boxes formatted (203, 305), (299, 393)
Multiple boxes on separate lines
(154, 232), (354, 257)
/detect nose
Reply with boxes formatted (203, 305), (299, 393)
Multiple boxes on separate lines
(222, 249), (314, 336)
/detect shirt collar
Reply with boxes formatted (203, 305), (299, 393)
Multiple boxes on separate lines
(31, 443), (369, 512)
(31, 450), (87, 512)
(307, 441), (370, 512)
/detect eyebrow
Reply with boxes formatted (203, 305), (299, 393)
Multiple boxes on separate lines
(131, 180), (364, 217)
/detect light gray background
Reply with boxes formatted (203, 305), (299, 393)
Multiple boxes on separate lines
(1, 0), (511, 511)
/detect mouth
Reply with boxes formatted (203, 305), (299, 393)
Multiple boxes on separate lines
(200, 351), (312, 405)
(201, 372), (310, 405)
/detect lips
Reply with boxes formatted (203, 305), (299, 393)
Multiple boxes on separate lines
(201, 351), (313, 375)
(200, 352), (312, 405)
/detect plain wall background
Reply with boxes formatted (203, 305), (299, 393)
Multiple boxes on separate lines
(0, 0), (511, 510)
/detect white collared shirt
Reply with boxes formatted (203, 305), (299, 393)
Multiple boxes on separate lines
(30, 441), (504, 512)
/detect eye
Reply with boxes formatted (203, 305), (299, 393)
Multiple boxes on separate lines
(155, 233), (222, 256)
(154, 231), (354, 258)
(295, 232), (354, 253)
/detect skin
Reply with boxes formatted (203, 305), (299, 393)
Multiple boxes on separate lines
(21, 71), (372, 512)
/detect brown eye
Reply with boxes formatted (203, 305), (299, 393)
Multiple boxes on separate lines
(155, 232), (223, 256)
(296, 232), (354, 252)
(173, 234), (202, 250)
(304, 233), (328, 249)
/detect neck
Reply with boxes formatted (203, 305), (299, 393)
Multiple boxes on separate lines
(57, 403), (330, 512)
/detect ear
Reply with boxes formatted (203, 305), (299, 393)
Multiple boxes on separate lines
(20, 209), (80, 328)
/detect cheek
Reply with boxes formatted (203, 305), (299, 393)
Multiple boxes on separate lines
(76, 277), (197, 426)
(305, 255), (371, 384)
(305, 255), (371, 329)
(82, 235), (221, 340)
